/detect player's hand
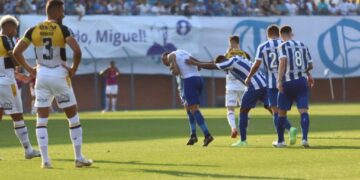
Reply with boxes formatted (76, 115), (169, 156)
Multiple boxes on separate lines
(307, 75), (315, 88)
(277, 81), (284, 93)
(27, 67), (36, 78)
(62, 64), (77, 77)
(244, 77), (251, 87)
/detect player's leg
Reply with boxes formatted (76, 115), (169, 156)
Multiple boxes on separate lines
(267, 88), (295, 137)
(185, 105), (198, 145)
(232, 89), (258, 147)
(185, 77), (213, 146)
(111, 85), (118, 111)
(274, 85), (293, 148)
(56, 77), (92, 167)
(36, 89), (52, 168)
(30, 87), (37, 114)
(226, 90), (238, 138)
(296, 79), (310, 147)
(11, 113), (40, 159)
(103, 85), (110, 112)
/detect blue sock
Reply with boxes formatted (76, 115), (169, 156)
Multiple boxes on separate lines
(186, 110), (196, 135)
(285, 118), (292, 131)
(301, 113), (310, 140)
(277, 116), (286, 142)
(193, 111), (210, 136)
(273, 113), (278, 132)
(239, 112), (248, 141)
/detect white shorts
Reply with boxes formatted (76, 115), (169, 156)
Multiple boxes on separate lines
(225, 90), (244, 107)
(0, 84), (23, 114)
(106, 85), (118, 95)
(35, 77), (77, 109)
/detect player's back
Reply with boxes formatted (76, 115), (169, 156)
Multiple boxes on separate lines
(106, 68), (117, 85)
(0, 35), (15, 85)
(173, 49), (200, 79)
(256, 39), (283, 88)
(229, 56), (266, 90)
(278, 40), (312, 82)
(23, 20), (73, 78)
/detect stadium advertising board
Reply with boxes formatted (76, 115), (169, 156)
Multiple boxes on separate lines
(19, 15), (360, 78)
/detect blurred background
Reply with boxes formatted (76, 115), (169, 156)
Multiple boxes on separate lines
(1, 0), (359, 111)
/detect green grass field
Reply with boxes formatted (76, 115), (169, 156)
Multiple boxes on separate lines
(0, 104), (359, 180)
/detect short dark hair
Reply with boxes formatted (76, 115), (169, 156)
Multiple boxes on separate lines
(46, 0), (64, 15)
(215, 55), (226, 64)
(280, 25), (292, 35)
(229, 35), (240, 44)
(267, 24), (280, 37)
(161, 51), (170, 60)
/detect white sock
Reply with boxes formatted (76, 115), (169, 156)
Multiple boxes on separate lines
(227, 110), (236, 129)
(36, 117), (49, 163)
(69, 114), (83, 160)
(14, 121), (33, 154)
(111, 98), (117, 110)
(105, 97), (110, 110)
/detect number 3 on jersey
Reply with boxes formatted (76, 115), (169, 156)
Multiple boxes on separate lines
(43, 38), (53, 60)
(294, 50), (303, 67)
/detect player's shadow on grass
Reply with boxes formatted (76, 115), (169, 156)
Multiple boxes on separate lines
(55, 159), (219, 167)
(307, 145), (360, 150)
(136, 169), (305, 180)
(310, 137), (360, 141)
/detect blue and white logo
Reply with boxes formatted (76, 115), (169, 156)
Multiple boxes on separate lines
(176, 20), (192, 36)
(232, 19), (280, 57)
(318, 19), (360, 75)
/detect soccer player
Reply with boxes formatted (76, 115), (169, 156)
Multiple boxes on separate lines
(100, 61), (120, 112)
(245, 24), (297, 145)
(274, 25), (314, 148)
(162, 50), (214, 147)
(187, 55), (270, 147)
(224, 35), (250, 138)
(13, 0), (92, 168)
(0, 15), (41, 159)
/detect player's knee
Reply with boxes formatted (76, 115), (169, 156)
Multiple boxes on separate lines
(227, 107), (235, 111)
(240, 108), (250, 114)
(68, 113), (81, 129)
(64, 105), (78, 119)
(189, 105), (199, 114)
(298, 108), (308, 114)
(37, 117), (48, 127)
(278, 109), (287, 117)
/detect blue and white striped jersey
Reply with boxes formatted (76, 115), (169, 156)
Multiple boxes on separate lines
(216, 56), (267, 90)
(255, 39), (283, 89)
(278, 40), (313, 82)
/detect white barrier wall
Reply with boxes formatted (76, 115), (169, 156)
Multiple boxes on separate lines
(19, 15), (360, 78)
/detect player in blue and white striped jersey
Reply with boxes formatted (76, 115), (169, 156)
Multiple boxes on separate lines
(245, 25), (297, 146)
(275, 26), (314, 148)
(187, 55), (271, 147)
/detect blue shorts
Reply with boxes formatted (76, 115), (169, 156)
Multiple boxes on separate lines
(183, 76), (203, 106)
(278, 77), (309, 111)
(177, 78), (186, 105)
(267, 88), (279, 107)
(241, 87), (269, 109)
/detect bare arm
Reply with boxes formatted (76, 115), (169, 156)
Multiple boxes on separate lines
(186, 58), (218, 70)
(277, 57), (287, 93)
(64, 36), (82, 77)
(306, 63), (314, 88)
(116, 68), (120, 76)
(99, 68), (109, 76)
(13, 40), (35, 77)
(245, 60), (262, 86)
(169, 54), (180, 76)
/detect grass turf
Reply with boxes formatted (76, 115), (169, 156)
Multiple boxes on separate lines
(0, 103), (359, 179)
